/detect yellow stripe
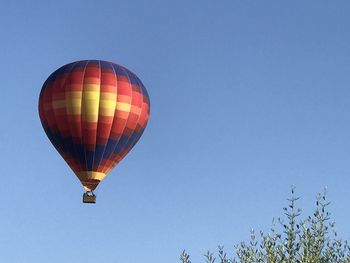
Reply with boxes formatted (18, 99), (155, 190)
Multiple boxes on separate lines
(82, 89), (100, 122)
(52, 92), (119, 116)
(98, 92), (117, 116)
(76, 171), (107, 181)
(76, 171), (107, 191)
(116, 102), (131, 112)
(82, 91), (99, 100)
(99, 100), (117, 116)
(100, 92), (117, 100)
(83, 115), (98, 122)
(83, 83), (100, 91)
(66, 91), (82, 114)
(67, 99), (81, 107)
(100, 100), (117, 109)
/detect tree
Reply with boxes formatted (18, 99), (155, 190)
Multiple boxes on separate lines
(180, 188), (350, 263)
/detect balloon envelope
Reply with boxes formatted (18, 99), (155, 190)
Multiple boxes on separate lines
(38, 60), (150, 191)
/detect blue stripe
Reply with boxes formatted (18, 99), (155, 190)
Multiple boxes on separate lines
(111, 64), (128, 77)
(102, 138), (119, 159)
(93, 144), (105, 166)
(85, 151), (94, 170)
(100, 60), (113, 69)
(44, 127), (87, 168)
(113, 135), (130, 154)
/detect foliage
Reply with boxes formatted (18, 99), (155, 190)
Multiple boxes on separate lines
(181, 188), (350, 263)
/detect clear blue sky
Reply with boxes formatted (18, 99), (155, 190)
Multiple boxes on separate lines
(1, 1), (350, 262)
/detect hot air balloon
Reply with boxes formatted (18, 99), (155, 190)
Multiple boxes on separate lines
(38, 60), (150, 203)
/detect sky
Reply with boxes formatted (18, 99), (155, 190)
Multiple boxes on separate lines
(1, 0), (350, 262)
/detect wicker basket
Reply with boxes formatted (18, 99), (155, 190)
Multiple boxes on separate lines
(83, 192), (96, 203)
